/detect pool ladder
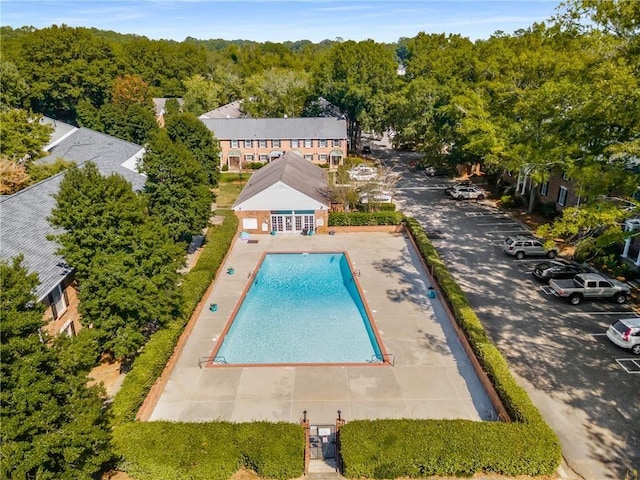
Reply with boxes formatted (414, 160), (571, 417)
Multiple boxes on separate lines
(369, 353), (394, 366)
(197, 355), (227, 368)
(352, 269), (361, 277)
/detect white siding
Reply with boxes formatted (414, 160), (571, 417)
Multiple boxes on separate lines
(234, 181), (325, 211)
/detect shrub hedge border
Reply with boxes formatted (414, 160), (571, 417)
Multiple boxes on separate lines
(338, 217), (562, 478)
(329, 211), (404, 226)
(109, 211), (560, 479)
(110, 214), (305, 479)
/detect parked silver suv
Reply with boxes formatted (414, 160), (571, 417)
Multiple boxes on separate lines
(502, 235), (557, 259)
(606, 318), (640, 355)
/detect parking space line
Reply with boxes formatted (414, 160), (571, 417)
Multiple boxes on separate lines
(590, 333), (607, 336)
(540, 286), (555, 295)
(565, 311), (635, 316)
(477, 222), (519, 226)
(615, 358), (640, 373)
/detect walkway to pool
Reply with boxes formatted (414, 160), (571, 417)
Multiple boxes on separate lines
(147, 232), (497, 424)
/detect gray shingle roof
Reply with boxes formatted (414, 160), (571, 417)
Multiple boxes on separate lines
(40, 128), (146, 191)
(233, 151), (329, 208)
(201, 117), (347, 141)
(153, 97), (184, 116)
(199, 100), (245, 119)
(0, 128), (146, 300)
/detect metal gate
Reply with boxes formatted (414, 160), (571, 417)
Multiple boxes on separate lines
(309, 424), (336, 459)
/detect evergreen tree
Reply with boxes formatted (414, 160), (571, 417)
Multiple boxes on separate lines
(0, 257), (112, 479)
(49, 163), (183, 359)
(165, 112), (220, 186)
(142, 130), (213, 242)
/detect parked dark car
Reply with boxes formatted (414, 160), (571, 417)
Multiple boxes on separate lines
(532, 259), (587, 283)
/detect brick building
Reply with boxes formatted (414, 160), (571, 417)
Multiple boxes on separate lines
(232, 151), (330, 235)
(200, 117), (348, 171)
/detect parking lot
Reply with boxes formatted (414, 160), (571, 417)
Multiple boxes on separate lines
(374, 144), (640, 479)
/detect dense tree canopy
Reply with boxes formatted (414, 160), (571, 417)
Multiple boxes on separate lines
(165, 112), (221, 186)
(314, 40), (398, 147)
(0, 109), (53, 162)
(49, 163), (183, 359)
(12, 25), (118, 119)
(0, 256), (112, 479)
(142, 130), (213, 242)
(242, 68), (311, 118)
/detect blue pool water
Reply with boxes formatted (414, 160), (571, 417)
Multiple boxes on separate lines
(214, 253), (384, 364)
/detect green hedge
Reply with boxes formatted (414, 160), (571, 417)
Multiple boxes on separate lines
(329, 211), (403, 226)
(113, 421), (304, 480)
(340, 419), (559, 478)
(339, 217), (561, 478)
(111, 213), (238, 425)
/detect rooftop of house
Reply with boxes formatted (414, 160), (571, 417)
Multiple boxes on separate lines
(153, 97), (184, 116)
(0, 123), (146, 300)
(233, 151), (330, 209)
(201, 117), (348, 141)
(199, 100), (245, 119)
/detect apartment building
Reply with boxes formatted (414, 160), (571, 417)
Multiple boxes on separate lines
(200, 117), (348, 171)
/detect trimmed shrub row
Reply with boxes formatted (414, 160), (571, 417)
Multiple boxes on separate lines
(113, 421), (304, 480)
(111, 212), (238, 425)
(338, 217), (561, 478)
(329, 211), (403, 226)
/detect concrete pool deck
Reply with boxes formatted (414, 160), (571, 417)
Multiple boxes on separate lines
(147, 232), (497, 425)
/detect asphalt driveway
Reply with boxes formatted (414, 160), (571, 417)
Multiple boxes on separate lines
(374, 141), (640, 480)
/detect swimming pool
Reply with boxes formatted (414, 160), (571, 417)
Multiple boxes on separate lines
(210, 252), (386, 365)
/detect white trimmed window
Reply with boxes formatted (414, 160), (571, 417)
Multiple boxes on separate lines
(259, 154), (269, 162)
(304, 139), (313, 148)
(245, 154), (254, 162)
(272, 139), (281, 148)
(258, 139), (267, 148)
(558, 186), (568, 206)
(540, 181), (549, 196)
(319, 154), (327, 162)
(244, 139), (253, 148)
(48, 284), (68, 320)
(304, 154), (313, 161)
(231, 139), (239, 148)
(60, 319), (76, 337)
(562, 171), (570, 181)
(319, 139), (327, 148)
(332, 139), (341, 147)
(291, 139), (299, 148)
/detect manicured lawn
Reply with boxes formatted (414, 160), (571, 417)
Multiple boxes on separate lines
(215, 172), (252, 208)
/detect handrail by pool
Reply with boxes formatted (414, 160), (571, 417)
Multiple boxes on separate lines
(198, 355), (227, 368)
(369, 353), (394, 366)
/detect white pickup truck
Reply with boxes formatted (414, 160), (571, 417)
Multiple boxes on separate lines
(549, 273), (631, 305)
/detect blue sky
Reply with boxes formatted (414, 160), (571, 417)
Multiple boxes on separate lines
(1, 0), (560, 43)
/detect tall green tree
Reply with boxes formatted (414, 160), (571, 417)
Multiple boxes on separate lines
(314, 40), (398, 148)
(0, 256), (112, 479)
(14, 25), (118, 119)
(122, 38), (208, 97)
(49, 163), (148, 278)
(182, 74), (222, 116)
(165, 112), (221, 186)
(49, 163), (183, 359)
(0, 109), (53, 162)
(242, 68), (310, 118)
(0, 60), (29, 110)
(142, 131), (212, 241)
